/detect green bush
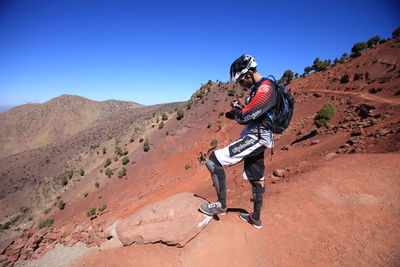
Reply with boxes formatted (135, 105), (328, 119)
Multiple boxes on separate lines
(392, 26), (400, 38)
(115, 146), (123, 156)
(162, 113), (168, 121)
(122, 156), (129, 165)
(207, 123), (211, 128)
(176, 109), (184, 120)
(102, 147), (107, 154)
(139, 138), (144, 143)
(185, 164), (190, 170)
(98, 204), (107, 212)
(143, 139), (150, 152)
(210, 139), (218, 147)
(19, 206), (29, 214)
(159, 121), (164, 129)
(304, 66), (312, 75)
(57, 200), (65, 210)
(44, 208), (51, 214)
(105, 168), (113, 178)
(186, 103), (192, 110)
(38, 218), (54, 229)
(95, 182), (100, 189)
(83, 192), (88, 198)
(104, 158), (111, 168)
(86, 208), (96, 217)
(61, 177), (68, 186)
(118, 168), (127, 178)
(367, 35), (381, 48)
(314, 103), (336, 128)
(80, 169), (85, 176)
(227, 89), (236, 96)
(279, 69), (294, 84)
(0, 215), (21, 230)
(351, 42), (367, 57)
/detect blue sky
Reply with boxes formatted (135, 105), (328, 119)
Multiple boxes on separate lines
(0, 0), (399, 107)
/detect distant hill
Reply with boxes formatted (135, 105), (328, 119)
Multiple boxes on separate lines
(0, 94), (143, 158)
(0, 105), (16, 113)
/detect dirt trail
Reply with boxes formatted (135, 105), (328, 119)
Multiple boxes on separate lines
(72, 152), (400, 266)
(300, 89), (400, 105)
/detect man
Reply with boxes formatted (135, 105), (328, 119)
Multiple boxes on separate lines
(199, 55), (277, 229)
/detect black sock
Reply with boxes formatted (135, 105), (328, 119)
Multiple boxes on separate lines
(251, 211), (260, 220)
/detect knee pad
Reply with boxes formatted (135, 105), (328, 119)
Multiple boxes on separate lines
(206, 152), (225, 195)
(250, 180), (265, 204)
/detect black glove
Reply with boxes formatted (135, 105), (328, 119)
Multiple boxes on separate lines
(225, 110), (235, 120)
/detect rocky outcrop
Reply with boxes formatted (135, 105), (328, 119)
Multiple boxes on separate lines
(116, 192), (212, 247)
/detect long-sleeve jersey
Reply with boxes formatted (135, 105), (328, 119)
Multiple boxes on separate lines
(228, 78), (277, 147)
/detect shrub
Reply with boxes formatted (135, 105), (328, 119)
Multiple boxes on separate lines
(86, 208), (96, 217)
(80, 169), (85, 176)
(0, 215), (21, 230)
(102, 147), (107, 154)
(176, 109), (184, 120)
(207, 123), (211, 128)
(104, 158), (111, 168)
(143, 139), (150, 152)
(122, 156), (129, 165)
(57, 200), (65, 210)
(185, 164), (190, 170)
(139, 138), (144, 143)
(129, 137), (135, 143)
(314, 103), (336, 128)
(219, 111), (225, 117)
(162, 113), (168, 121)
(227, 89), (236, 96)
(19, 206), (29, 214)
(210, 139), (218, 147)
(351, 42), (367, 57)
(367, 35), (381, 48)
(186, 103), (192, 109)
(392, 26), (400, 38)
(61, 177), (68, 186)
(304, 66), (312, 75)
(83, 192), (88, 198)
(98, 204), (107, 212)
(66, 169), (74, 179)
(118, 168), (127, 178)
(95, 182), (100, 189)
(159, 121), (164, 129)
(105, 168), (113, 178)
(115, 146), (123, 156)
(340, 73), (349, 84)
(38, 218), (54, 229)
(44, 208), (51, 214)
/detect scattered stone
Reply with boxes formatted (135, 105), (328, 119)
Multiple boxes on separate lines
(273, 169), (285, 177)
(310, 140), (320, 145)
(271, 175), (281, 184)
(116, 192), (212, 247)
(325, 152), (337, 160)
(280, 146), (289, 151)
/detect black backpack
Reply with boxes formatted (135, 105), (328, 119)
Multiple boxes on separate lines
(265, 76), (294, 134)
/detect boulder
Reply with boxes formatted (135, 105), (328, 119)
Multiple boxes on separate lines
(273, 169), (285, 177)
(116, 192), (212, 247)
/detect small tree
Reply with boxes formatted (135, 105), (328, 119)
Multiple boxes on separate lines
(210, 139), (218, 147)
(351, 42), (367, 57)
(367, 35), (381, 48)
(143, 139), (150, 152)
(279, 69), (294, 84)
(122, 156), (129, 165)
(176, 109), (184, 120)
(392, 26), (400, 38)
(104, 158), (111, 168)
(118, 168), (127, 178)
(57, 200), (65, 210)
(105, 168), (113, 178)
(304, 66), (312, 75)
(314, 103), (336, 128)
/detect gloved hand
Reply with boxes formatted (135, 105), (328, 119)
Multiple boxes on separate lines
(230, 100), (244, 110)
(225, 110), (235, 119)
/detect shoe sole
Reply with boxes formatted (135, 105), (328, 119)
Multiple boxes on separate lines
(239, 214), (262, 229)
(199, 206), (227, 216)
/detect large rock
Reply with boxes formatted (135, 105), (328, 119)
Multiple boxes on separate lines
(116, 192), (212, 247)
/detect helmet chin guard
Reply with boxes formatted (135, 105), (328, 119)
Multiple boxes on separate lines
(230, 55), (257, 82)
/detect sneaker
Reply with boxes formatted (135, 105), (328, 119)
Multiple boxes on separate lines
(199, 201), (227, 216)
(239, 213), (262, 229)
